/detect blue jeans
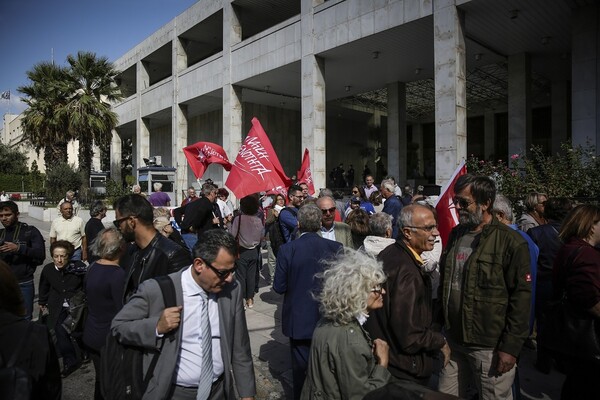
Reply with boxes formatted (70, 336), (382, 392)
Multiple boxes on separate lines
(19, 280), (35, 321)
(181, 233), (197, 253)
(71, 247), (82, 261)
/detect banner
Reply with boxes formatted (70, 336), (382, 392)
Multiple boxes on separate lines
(434, 160), (467, 247)
(225, 117), (292, 198)
(183, 141), (232, 179)
(296, 148), (315, 195)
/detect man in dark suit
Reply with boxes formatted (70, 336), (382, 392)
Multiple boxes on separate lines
(112, 229), (255, 400)
(273, 204), (342, 400)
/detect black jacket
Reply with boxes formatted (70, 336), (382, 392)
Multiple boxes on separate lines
(123, 232), (192, 301)
(173, 197), (217, 236)
(38, 261), (86, 328)
(365, 240), (445, 380)
(0, 311), (61, 400)
(0, 222), (45, 282)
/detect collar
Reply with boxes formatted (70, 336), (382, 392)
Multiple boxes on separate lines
(356, 312), (369, 325)
(320, 224), (335, 233)
(404, 242), (424, 264)
(182, 266), (206, 298)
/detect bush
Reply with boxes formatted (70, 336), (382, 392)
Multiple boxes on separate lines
(45, 163), (83, 201)
(105, 178), (131, 206)
(466, 142), (600, 216)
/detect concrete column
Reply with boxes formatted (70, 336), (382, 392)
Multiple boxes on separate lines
(571, 3), (600, 152)
(173, 104), (188, 204)
(412, 123), (424, 177)
(137, 60), (149, 92)
(508, 53), (531, 162)
(91, 143), (101, 172)
(301, 0), (326, 190)
(551, 81), (569, 154)
(387, 81), (407, 184)
(484, 110), (495, 160)
(222, 1), (243, 199)
(172, 33), (188, 204)
(433, 1), (467, 185)
(110, 130), (122, 183)
(136, 118), (150, 181)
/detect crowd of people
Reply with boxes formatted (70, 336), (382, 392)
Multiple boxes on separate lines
(0, 172), (599, 400)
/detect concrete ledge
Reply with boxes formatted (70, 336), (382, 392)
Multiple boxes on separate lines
(28, 205), (116, 223)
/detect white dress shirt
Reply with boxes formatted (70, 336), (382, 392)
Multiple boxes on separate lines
(174, 267), (224, 387)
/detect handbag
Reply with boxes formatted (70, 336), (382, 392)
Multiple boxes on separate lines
(62, 290), (87, 334)
(537, 247), (600, 364)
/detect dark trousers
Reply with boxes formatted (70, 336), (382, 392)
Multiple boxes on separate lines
(55, 307), (78, 367)
(170, 375), (224, 400)
(290, 338), (311, 400)
(235, 247), (258, 300)
(19, 280), (35, 321)
(88, 348), (103, 400)
(561, 359), (600, 400)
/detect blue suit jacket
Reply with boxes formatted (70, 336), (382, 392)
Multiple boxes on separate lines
(273, 232), (342, 340)
(382, 195), (403, 239)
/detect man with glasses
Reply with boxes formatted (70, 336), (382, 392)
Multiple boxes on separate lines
(50, 201), (87, 261)
(114, 194), (192, 301)
(279, 184), (303, 243)
(366, 204), (450, 385)
(437, 174), (531, 400)
(316, 196), (353, 248)
(274, 204), (342, 400)
(112, 229), (256, 400)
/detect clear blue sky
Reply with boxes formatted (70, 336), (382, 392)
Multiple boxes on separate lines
(0, 0), (198, 115)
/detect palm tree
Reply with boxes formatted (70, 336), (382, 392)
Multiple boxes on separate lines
(18, 62), (71, 170)
(63, 51), (122, 186)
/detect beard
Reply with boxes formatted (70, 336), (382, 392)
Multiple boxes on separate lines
(458, 205), (483, 227)
(121, 226), (136, 243)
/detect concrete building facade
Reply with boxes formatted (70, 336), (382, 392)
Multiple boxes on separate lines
(4, 0), (598, 204)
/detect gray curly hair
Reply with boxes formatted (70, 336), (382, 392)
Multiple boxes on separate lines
(317, 248), (386, 325)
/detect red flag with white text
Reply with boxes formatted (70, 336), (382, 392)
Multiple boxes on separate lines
(296, 148), (315, 195)
(183, 141), (232, 179)
(434, 160), (467, 247)
(225, 118), (292, 198)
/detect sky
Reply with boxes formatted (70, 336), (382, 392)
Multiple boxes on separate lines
(0, 0), (199, 115)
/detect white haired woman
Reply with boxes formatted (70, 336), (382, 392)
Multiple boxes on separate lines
(301, 248), (391, 399)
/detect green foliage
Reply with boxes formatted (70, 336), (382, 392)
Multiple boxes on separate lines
(0, 173), (44, 192)
(45, 163), (83, 201)
(0, 143), (29, 175)
(105, 178), (131, 206)
(466, 142), (600, 216)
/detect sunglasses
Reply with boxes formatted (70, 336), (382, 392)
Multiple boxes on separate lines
(320, 207), (337, 215)
(452, 196), (475, 209)
(113, 215), (135, 228)
(203, 258), (237, 280)
(405, 224), (438, 233)
(352, 190), (360, 194)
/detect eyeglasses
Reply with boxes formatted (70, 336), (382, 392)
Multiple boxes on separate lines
(405, 224), (439, 233)
(371, 285), (384, 295)
(113, 215), (134, 228)
(203, 259), (237, 280)
(321, 207), (337, 215)
(452, 197), (475, 209)
(352, 190), (359, 194)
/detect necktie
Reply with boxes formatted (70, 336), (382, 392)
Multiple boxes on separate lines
(197, 291), (213, 399)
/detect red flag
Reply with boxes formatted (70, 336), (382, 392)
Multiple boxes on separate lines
(296, 148), (315, 195)
(434, 160), (467, 247)
(225, 118), (292, 198)
(183, 141), (232, 179)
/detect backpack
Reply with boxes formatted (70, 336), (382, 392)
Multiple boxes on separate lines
(0, 323), (34, 400)
(100, 275), (177, 400)
(267, 207), (297, 257)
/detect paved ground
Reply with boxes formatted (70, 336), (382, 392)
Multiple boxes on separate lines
(22, 213), (563, 400)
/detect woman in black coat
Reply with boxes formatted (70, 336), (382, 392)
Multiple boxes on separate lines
(0, 260), (61, 399)
(38, 240), (86, 377)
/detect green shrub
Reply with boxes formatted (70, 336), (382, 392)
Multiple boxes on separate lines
(105, 178), (131, 206)
(45, 163), (83, 201)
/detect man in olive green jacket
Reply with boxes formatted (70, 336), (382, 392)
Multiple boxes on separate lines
(437, 174), (531, 400)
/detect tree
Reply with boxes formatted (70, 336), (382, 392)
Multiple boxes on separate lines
(18, 62), (71, 169)
(0, 143), (28, 175)
(62, 51), (122, 186)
